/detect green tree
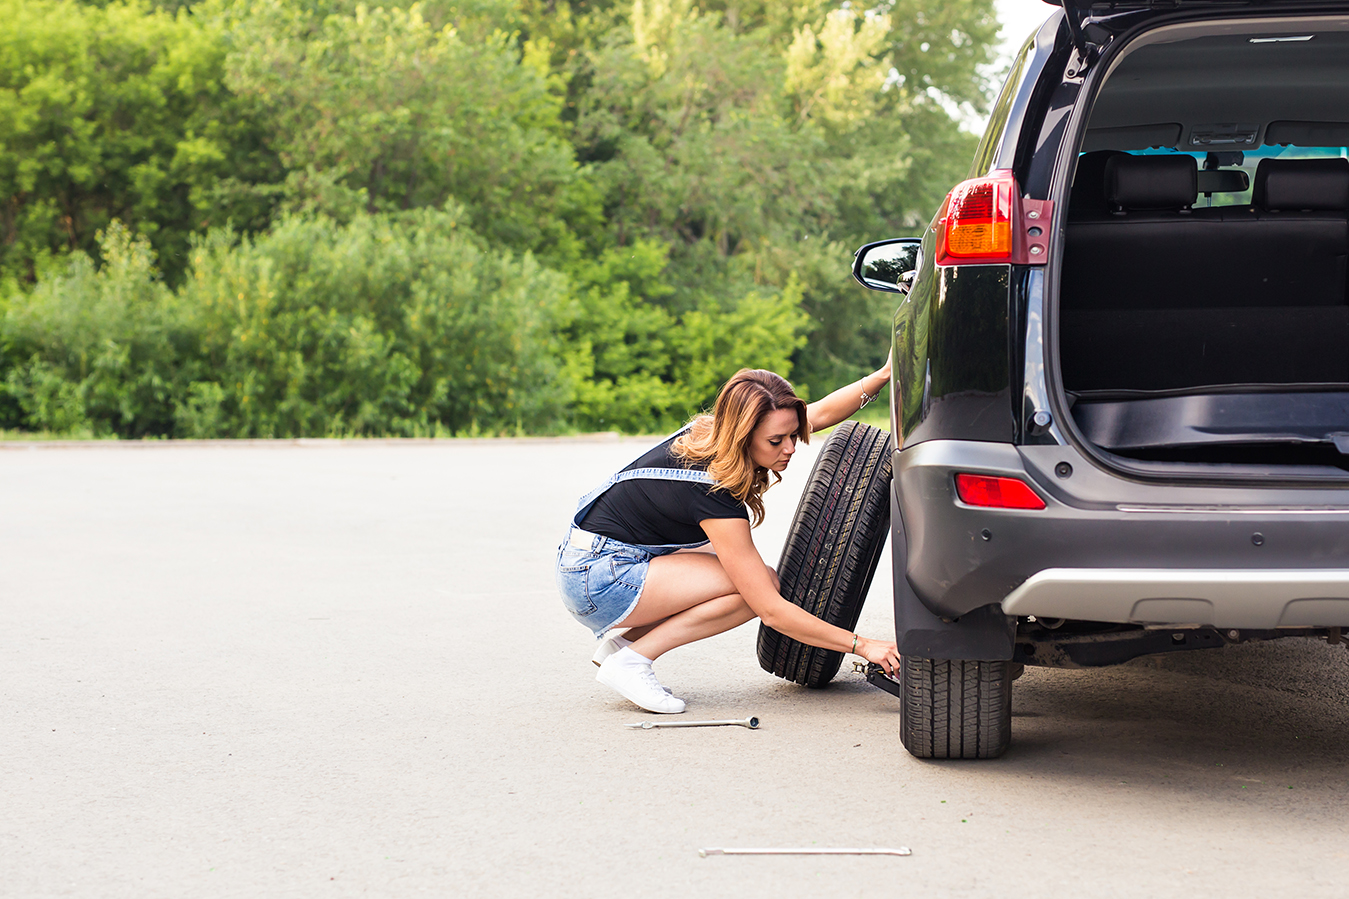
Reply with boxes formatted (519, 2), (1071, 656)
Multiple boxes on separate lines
(217, 0), (595, 257)
(1, 209), (574, 438)
(0, 0), (276, 285)
(557, 0), (992, 397)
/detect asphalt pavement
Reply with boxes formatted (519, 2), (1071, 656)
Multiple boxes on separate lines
(3, 436), (1348, 898)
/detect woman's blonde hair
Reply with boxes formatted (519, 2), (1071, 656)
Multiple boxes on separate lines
(672, 369), (809, 526)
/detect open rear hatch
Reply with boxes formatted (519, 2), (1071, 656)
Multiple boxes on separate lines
(1054, 11), (1349, 476)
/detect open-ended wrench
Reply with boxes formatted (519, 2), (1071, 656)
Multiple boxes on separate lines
(625, 716), (759, 730)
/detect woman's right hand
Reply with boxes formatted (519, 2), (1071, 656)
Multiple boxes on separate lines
(856, 637), (901, 677)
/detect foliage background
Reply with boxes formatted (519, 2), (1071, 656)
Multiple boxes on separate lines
(0, 0), (997, 438)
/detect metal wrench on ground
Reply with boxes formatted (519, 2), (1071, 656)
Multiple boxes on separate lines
(625, 716), (759, 729)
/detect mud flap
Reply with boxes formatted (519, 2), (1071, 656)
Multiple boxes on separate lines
(891, 483), (1016, 660)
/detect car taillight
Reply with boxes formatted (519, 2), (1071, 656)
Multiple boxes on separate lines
(946, 177), (1012, 257)
(954, 473), (1047, 510)
(933, 170), (1050, 266)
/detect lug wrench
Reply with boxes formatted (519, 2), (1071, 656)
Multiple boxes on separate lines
(700, 846), (912, 857)
(625, 716), (759, 730)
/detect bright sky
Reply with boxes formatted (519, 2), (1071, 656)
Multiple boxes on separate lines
(958, 0), (1055, 133)
(994, 0), (1055, 69)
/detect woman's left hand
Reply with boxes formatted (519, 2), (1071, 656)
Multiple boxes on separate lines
(873, 350), (892, 384)
(856, 636), (901, 677)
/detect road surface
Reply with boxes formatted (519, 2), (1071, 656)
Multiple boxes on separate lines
(3, 436), (1347, 897)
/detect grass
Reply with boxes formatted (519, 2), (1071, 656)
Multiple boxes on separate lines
(853, 403), (892, 431)
(0, 428), (110, 441)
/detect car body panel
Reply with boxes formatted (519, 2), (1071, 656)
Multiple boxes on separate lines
(894, 264), (1016, 448)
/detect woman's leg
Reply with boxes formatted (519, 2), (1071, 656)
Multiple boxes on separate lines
(616, 546), (734, 643)
(630, 593), (756, 661)
(618, 553), (777, 661)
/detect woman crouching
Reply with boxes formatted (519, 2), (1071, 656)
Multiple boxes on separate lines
(555, 367), (901, 713)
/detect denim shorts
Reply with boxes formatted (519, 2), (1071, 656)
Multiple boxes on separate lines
(555, 526), (654, 637)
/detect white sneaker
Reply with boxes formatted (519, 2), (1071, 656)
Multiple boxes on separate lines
(596, 649), (685, 714)
(592, 635), (671, 693)
(591, 633), (632, 667)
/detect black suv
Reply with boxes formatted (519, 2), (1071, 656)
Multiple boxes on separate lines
(758, 0), (1349, 759)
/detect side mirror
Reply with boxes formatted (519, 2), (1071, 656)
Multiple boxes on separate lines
(852, 238), (922, 293)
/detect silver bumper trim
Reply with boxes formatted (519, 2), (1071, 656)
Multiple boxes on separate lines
(1001, 569), (1349, 629)
(1115, 505), (1349, 514)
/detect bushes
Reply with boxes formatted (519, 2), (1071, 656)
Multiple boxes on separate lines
(558, 241), (807, 432)
(1, 211), (571, 437)
(0, 210), (811, 437)
(179, 209), (571, 436)
(1, 223), (190, 436)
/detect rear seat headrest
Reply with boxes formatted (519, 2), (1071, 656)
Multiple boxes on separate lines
(1253, 157), (1349, 211)
(1069, 150), (1129, 219)
(1103, 155), (1197, 210)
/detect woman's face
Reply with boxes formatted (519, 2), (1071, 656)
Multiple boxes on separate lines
(749, 408), (801, 473)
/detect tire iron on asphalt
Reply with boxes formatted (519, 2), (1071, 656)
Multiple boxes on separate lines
(625, 717), (759, 730)
(700, 847), (912, 857)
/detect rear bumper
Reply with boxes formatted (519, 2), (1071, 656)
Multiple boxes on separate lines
(1002, 568), (1349, 629)
(893, 440), (1349, 627)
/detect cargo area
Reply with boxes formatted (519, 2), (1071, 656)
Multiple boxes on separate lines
(1056, 25), (1349, 471)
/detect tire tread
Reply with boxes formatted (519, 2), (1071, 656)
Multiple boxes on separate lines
(756, 421), (893, 688)
(900, 656), (1011, 759)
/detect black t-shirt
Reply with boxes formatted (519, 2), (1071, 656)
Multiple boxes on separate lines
(578, 436), (748, 546)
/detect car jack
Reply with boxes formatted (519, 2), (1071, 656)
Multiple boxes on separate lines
(858, 661), (904, 699)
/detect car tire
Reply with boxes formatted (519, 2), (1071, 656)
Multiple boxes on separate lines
(756, 420), (893, 688)
(899, 657), (1012, 759)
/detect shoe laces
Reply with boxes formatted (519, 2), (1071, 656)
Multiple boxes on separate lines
(631, 662), (675, 696)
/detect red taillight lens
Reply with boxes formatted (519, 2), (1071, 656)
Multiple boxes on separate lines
(954, 474), (1046, 510)
(936, 171), (1016, 264)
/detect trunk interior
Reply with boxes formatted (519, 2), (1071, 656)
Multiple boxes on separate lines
(1056, 23), (1349, 472)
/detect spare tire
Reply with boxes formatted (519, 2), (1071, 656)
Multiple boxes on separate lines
(757, 420), (893, 687)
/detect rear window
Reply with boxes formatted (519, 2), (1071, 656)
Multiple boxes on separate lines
(1079, 22), (1349, 207)
(1128, 146), (1349, 207)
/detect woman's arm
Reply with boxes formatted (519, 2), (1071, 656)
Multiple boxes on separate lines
(701, 517), (900, 673)
(805, 353), (892, 433)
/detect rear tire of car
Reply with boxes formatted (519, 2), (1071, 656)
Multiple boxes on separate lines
(899, 657), (1012, 759)
(756, 421), (893, 688)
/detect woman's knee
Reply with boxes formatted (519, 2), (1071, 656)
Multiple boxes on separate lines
(714, 592), (757, 625)
(767, 565), (780, 591)
(709, 591), (752, 615)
